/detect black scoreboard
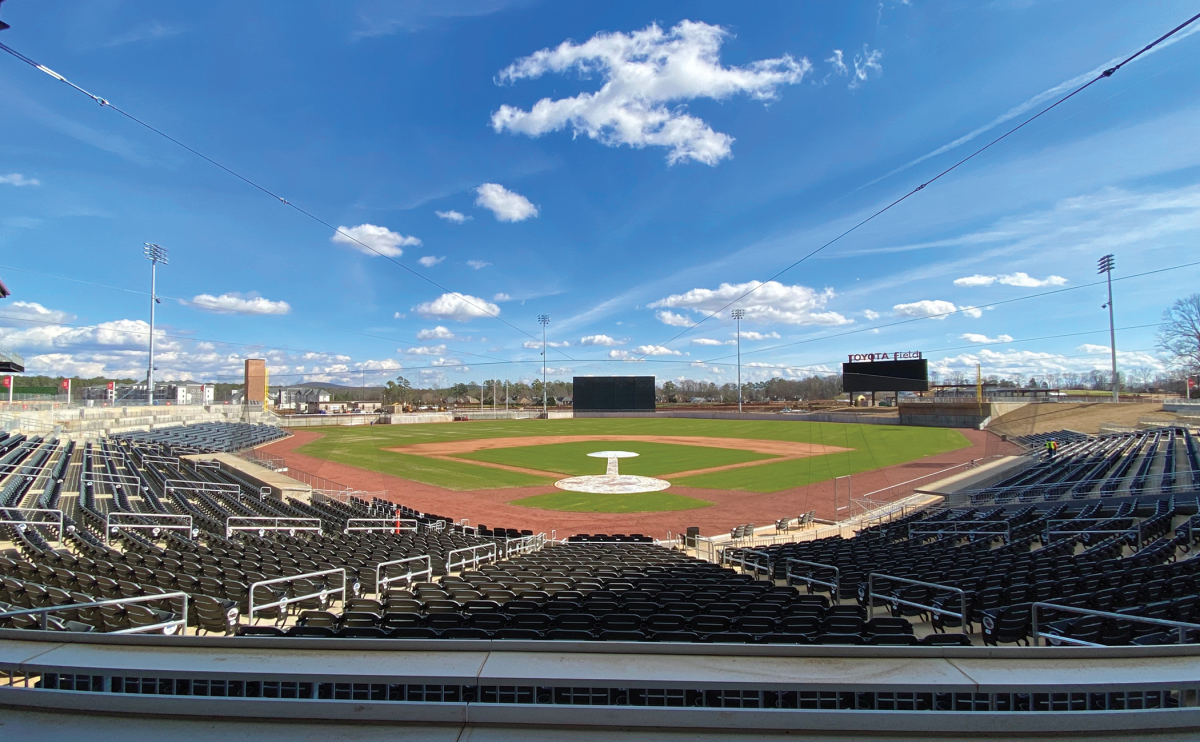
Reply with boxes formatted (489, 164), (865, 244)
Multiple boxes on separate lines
(573, 376), (656, 411)
(842, 357), (929, 393)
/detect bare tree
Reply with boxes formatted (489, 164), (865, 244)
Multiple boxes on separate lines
(1158, 294), (1200, 374)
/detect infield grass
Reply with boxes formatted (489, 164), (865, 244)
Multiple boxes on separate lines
(454, 440), (776, 477)
(294, 418), (970, 492)
(509, 490), (713, 513)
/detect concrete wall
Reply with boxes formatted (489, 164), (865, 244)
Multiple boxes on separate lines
(899, 400), (1029, 429)
(575, 410), (899, 425)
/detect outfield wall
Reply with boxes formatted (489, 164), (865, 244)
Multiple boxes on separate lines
(574, 410), (899, 425)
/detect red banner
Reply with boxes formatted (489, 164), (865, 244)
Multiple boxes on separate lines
(61, 379), (70, 390)
(2, 376), (9, 388)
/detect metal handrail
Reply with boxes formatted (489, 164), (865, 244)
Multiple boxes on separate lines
(374, 555), (432, 596)
(249, 568), (346, 620)
(867, 572), (968, 626)
(0, 507), (65, 545)
(1044, 518), (1141, 547)
(165, 479), (240, 495)
(0, 591), (189, 635)
(105, 512), (195, 544)
(343, 517), (418, 535)
(504, 533), (546, 557)
(1031, 602), (1200, 647)
(724, 548), (773, 579)
(909, 520), (1011, 541)
(445, 543), (498, 575)
(785, 558), (841, 600)
(226, 516), (321, 538)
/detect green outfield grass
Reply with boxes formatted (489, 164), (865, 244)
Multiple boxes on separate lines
(509, 490), (713, 513)
(293, 418), (971, 493)
(454, 440), (776, 477)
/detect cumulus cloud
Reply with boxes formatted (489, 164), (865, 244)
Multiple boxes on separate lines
(492, 20), (810, 165)
(413, 293), (500, 322)
(655, 310), (695, 327)
(651, 281), (850, 326)
(493, 293), (512, 302)
(523, 340), (570, 349)
(417, 326), (456, 340)
(892, 300), (981, 320)
(953, 272), (1068, 288)
(467, 260), (492, 270)
(435, 210), (471, 223)
(930, 347), (1164, 379)
(579, 334), (623, 346)
(332, 224), (421, 258)
(474, 183), (538, 222)
(189, 293), (291, 315)
(0, 173), (40, 187)
(0, 301), (76, 326)
(863, 309), (880, 320)
(692, 338), (734, 346)
(405, 344), (447, 356)
(960, 333), (1014, 344)
(418, 256), (445, 267)
(739, 330), (780, 341)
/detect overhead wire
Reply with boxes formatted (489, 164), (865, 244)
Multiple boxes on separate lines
(0, 39), (577, 364)
(637, 11), (1200, 359)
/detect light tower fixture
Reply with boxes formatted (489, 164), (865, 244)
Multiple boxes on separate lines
(538, 315), (550, 418)
(731, 308), (745, 413)
(143, 243), (169, 406)
(1098, 254), (1118, 402)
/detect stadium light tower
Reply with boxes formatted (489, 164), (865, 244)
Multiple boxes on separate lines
(1098, 254), (1118, 403)
(732, 308), (745, 413)
(143, 243), (168, 406)
(538, 315), (550, 417)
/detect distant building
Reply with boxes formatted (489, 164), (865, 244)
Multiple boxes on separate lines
(269, 386), (332, 411)
(83, 382), (214, 406)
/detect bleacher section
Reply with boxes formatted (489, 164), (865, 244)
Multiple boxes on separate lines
(110, 422), (287, 453)
(963, 427), (1200, 505)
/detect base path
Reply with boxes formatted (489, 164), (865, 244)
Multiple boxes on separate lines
(260, 430), (1019, 540)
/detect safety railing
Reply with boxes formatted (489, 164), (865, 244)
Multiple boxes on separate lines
(445, 543), (498, 575)
(850, 458), (997, 516)
(226, 516), (321, 539)
(343, 517), (418, 535)
(0, 507), (65, 545)
(867, 573), (968, 627)
(908, 520), (1011, 542)
(1044, 518), (1141, 548)
(503, 533), (546, 558)
(373, 555), (432, 596)
(785, 558), (841, 600)
(105, 512), (195, 545)
(693, 535), (718, 563)
(165, 479), (241, 499)
(0, 592), (189, 635)
(723, 548), (773, 580)
(248, 568), (346, 623)
(1031, 602), (1200, 647)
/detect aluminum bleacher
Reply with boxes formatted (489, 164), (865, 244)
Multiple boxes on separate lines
(111, 422), (288, 453)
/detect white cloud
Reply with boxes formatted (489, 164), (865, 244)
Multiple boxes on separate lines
(417, 326), (456, 340)
(892, 300), (981, 320)
(523, 340), (570, 349)
(692, 338), (734, 346)
(418, 256), (445, 267)
(1078, 343), (1111, 355)
(0, 173), (40, 187)
(189, 293), (291, 315)
(492, 20), (810, 165)
(954, 272), (1068, 288)
(849, 45), (883, 89)
(467, 260), (492, 270)
(413, 293), (500, 322)
(738, 330), (780, 341)
(655, 310), (695, 327)
(960, 333), (1014, 344)
(393, 312), (405, 319)
(405, 345), (447, 356)
(651, 281), (850, 326)
(493, 293), (512, 302)
(825, 49), (848, 77)
(474, 183), (538, 222)
(635, 345), (682, 356)
(543, 366), (573, 375)
(332, 224), (421, 258)
(355, 358), (404, 372)
(435, 210), (471, 223)
(0, 301), (75, 326)
(930, 347), (1165, 379)
(430, 357), (465, 368)
(579, 334), (623, 346)
(101, 20), (183, 48)
(863, 309), (880, 320)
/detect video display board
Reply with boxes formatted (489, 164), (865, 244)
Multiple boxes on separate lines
(573, 376), (656, 411)
(842, 359), (929, 392)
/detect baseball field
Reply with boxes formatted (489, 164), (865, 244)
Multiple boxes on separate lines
(288, 417), (972, 514)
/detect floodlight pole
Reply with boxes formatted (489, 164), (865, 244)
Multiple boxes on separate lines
(732, 309), (745, 413)
(538, 315), (550, 418)
(1099, 254), (1118, 403)
(143, 243), (168, 406)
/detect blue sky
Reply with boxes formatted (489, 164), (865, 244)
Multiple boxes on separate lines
(1, 1), (1199, 389)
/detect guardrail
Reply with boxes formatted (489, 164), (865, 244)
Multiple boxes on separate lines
(0, 507), (65, 545)
(1044, 518), (1141, 548)
(785, 558), (841, 600)
(343, 517), (418, 535)
(0, 592), (189, 635)
(105, 512), (194, 545)
(445, 543), (498, 575)
(867, 573), (968, 628)
(1031, 602), (1200, 647)
(226, 516), (321, 539)
(723, 548), (773, 580)
(374, 555), (432, 596)
(908, 520), (1011, 542)
(248, 568), (346, 623)
(503, 533), (546, 557)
